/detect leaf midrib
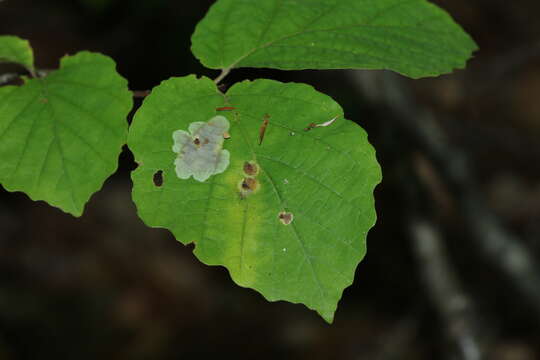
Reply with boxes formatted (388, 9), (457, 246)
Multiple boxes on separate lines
(230, 106), (327, 302)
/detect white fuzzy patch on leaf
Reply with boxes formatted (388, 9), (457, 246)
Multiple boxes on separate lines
(172, 115), (230, 182)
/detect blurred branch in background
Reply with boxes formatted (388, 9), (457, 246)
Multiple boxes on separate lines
(350, 70), (540, 323)
(399, 133), (484, 359)
(410, 217), (483, 360)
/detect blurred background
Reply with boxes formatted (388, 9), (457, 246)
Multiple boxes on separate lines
(1, 0), (539, 359)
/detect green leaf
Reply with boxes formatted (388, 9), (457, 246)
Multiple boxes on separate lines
(0, 35), (34, 72)
(191, 0), (477, 78)
(128, 75), (381, 322)
(0, 52), (132, 216)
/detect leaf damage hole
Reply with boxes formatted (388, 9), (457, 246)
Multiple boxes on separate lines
(278, 211), (294, 225)
(153, 170), (164, 187)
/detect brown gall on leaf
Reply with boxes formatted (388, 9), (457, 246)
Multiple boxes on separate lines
(238, 177), (260, 198)
(242, 177), (258, 191)
(258, 113), (270, 145)
(278, 211), (294, 225)
(153, 170), (163, 187)
(243, 161), (259, 176)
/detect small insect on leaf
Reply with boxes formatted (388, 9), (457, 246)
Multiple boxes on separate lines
(304, 115), (340, 131)
(259, 113), (270, 145)
(316, 115), (339, 127)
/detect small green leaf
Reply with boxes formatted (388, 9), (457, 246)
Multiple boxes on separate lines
(0, 52), (132, 216)
(128, 75), (381, 322)
(0, 35), (34, 72)
(191, 0), (477, 78)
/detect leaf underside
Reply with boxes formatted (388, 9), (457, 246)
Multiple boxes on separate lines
(0, 52), (132, 216)
(191, 0), (478, 78)
(128, 75), (381, 322)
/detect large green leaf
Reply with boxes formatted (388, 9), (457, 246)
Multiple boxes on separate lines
(191, 0), (477, 78)
(0, 35), (34, 72)
(0, 52), (132, 216)
(128, 75), (380, 322)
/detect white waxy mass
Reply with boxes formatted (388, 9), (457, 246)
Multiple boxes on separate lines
(172, 115), (230, 182)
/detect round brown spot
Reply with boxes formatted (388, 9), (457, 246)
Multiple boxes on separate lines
(278, 211), (294, 225)
(243, 161), (259, 176)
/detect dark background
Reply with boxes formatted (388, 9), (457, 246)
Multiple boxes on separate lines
(1, 1), (539, 359)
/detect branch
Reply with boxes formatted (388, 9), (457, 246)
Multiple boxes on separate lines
(214, 67), (231, 85)
(410, 218), (483, 360)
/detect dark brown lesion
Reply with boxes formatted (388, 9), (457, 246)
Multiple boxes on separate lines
(278, 211), (294, 225)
